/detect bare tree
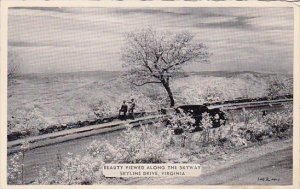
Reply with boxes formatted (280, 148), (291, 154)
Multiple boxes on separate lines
(8, 50), (20, 80)
(122, 28), (210, 107)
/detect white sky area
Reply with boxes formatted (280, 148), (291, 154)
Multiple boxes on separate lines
(8, 7), (293, 73)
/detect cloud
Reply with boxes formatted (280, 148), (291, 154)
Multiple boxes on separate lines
(9, 40), (68, 47)
(8, 7), (293, 74)
(11, 7), (72, 14)
(195, 16), (256, 29)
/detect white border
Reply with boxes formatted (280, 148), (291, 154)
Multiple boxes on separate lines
(0, 1), (299, 189)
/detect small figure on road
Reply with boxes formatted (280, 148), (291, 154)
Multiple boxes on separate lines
(128, 98), (136, 120)
(119, 100), (128, 120)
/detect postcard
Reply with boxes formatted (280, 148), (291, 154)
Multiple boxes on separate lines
(0, 1), (299, 188)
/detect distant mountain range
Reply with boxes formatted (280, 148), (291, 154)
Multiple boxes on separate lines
(17, 70), (292, 80)
(187, 70), (292, 78)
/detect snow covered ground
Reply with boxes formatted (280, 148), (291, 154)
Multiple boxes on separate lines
(7, 71), (292, 135)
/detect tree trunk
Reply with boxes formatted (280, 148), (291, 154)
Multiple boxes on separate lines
(162, 81), (175, 107)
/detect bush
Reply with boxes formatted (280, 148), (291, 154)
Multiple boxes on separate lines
(34, 123), (176, 185)
(31, 105), (292, 185)
(35, 152), (105, 185)
(224, 105), (292, 143)
(240, 120), (270, 142)
(200, 112), (213, 144)
(87, 140), (118, 162)
(209, 122), (247, 147)
(225, 131), (248, 147)
(8, 141), (30, 185)
(167, 109), (195, 133)
(263, 107), (292, 135)
(8, 152), (23, 184)
(75, 124), (175, 182)
(113, 124), (169, 163)
(89, 100), (117, 119)
(8, 106), (45, 136)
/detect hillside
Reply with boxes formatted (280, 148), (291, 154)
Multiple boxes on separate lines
(7, 70), (292, 135)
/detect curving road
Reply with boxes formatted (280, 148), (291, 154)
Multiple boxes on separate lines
(183, 146), (293, 185)
(8, 100), (292, 185)
(126, 141), (293, 185)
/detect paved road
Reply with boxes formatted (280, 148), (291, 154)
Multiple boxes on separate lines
(14, 131), (293, 185)
(13, 124), (164, 183)
(128, 145), (293, 185)
(8, 102), (292, 184)
(183, 146), (293, 185)
(126, 139), (293, 185)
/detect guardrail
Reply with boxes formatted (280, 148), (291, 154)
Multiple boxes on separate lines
(8, 96), (293, 153)
(7, 115), (165, 154)
(207, 98), (293, 110)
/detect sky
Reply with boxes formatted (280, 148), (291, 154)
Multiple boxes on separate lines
(8, 7), (293, 74)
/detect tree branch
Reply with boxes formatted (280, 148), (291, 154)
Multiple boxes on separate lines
(131, 81), (161, 86)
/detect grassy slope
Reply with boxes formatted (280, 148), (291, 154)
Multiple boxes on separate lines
(7, 70), (292, 133)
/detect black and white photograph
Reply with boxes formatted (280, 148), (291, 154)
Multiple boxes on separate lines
(3, 4), (296, 186)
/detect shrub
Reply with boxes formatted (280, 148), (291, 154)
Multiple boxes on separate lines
(32, 105), (292, 185)
(225, 131), (248, 147)
(57, 153), (104, 185)
(34, 123), (177, 185)
(35, 167), (56, 184)
(263, 107), (292, 135)
(167, 109), (195, 133)
(8, 140), (30, 184)
(113, 124), (167, 163)
(240, 120), (270, 142)
(89, 100), (117, 119)
(88, 123), (176, 164)
(200, 112), (213, 144)
(209, 122), (247, 147)
(8, 106), (45, 136)
(8, 152), (22, 184)
(35, 152), (106, 185)
(87, 140), (119, 162)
